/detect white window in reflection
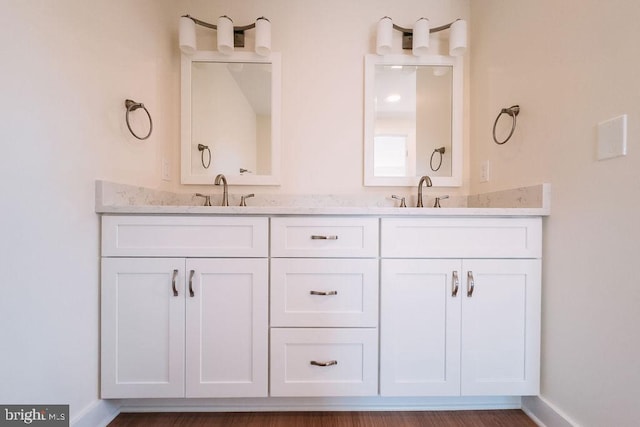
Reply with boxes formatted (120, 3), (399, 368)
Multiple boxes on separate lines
(374, 134), (409, 177)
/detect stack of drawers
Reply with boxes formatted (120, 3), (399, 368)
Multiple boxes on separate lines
(269, 217), (379, 396)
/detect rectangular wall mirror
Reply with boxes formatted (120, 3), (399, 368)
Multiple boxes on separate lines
(181, 52), (281, 185)
(364, 54), (462, 187)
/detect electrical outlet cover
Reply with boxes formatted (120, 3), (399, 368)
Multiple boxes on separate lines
(480, 160), (490, 183)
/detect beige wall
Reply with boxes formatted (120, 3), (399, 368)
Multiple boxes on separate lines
(0, 0), (180, 421)
(470, 1), (640, 426)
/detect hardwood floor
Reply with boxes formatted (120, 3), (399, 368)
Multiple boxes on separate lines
(108, 410), (537, 427)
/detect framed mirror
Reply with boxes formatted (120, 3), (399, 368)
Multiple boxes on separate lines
(181, 51), (281, 185)
(364, 54), (462, 186)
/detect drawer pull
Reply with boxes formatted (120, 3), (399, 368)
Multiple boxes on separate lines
(452, 271), (459, 297)
(189, 270), (195, 297)
(467, 271), (475, 297)
(311, 235), (339, 240)
(310, 360), (338, 367)
(310, 290), (338, 296)
(171, 269), (179, 296)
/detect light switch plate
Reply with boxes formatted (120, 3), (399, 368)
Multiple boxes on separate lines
(597, 114), (627, 161)
(161, 158), (171, 181)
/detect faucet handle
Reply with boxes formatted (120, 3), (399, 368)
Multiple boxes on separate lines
(195, 193), (212, 206)
(434, 195), (449, 208)
(391, 195), (406, 208)
(240, 193), (255, 207)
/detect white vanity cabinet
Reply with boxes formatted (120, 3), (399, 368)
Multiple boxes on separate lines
(380, 217), (542, 397)
(100, 216), (268, 399)
(269, 217), (379, 396)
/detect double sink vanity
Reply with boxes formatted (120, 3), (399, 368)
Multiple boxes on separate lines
(97, 180), (549, 410)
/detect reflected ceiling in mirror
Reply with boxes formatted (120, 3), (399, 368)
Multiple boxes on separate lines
(364, 54), (462, 187)
(181, 52), (281, 185)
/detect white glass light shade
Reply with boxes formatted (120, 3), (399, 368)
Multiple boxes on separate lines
(217, 15), (234, 55)
(449, 19), (467, 56)
(179, 17), (196, 55)
(255, 17), (271, 56)
(376, 17), (393, 55)
(412, 18), (430, 56)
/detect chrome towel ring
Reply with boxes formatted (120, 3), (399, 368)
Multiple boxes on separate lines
(125, 99), (153, 140)
(492, 105), (519, 145)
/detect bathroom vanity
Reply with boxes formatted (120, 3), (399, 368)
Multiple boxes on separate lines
(97, 182), (548, 409)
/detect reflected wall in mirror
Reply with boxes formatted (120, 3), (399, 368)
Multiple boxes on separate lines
(364, 54), (462, 187)
(181, 52), (281, 185)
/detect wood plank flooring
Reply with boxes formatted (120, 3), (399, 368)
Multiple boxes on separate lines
(108, 410), (537, 427)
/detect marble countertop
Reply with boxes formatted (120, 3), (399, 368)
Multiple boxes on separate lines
(98, 204), (548, 217)
(95, 181), (551, 217)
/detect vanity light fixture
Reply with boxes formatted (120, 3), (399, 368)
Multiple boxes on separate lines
(179, 14), (271, 56)
(376, 16), (467, 57)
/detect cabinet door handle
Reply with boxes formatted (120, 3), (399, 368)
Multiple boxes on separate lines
(310, 290), (338, 296)
(311, 235), (338, 240)
(188, 270), (195, 297)
(467, 271), (475, 297)
(452, 271), (459, 297)
(310, 360), (338, 367)
(171, 269), (179, 297)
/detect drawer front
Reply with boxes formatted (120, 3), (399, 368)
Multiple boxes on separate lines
(102, 216), (268, 257)
(381, 217), (541, 258)
(271, 259), (379, 327)
(271, 217), (379, 258)
(270, 328), (378, 397)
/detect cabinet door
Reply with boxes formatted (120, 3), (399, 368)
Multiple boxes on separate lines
(101, 258), (185, 398)
(185, 258), (268, 397)
(380, 259), (461, 396)
(461, 259), (541, 396)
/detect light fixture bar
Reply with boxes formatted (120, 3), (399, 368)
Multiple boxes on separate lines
(393, 19), (460, 50)
(391, 20), (458, 35)
(182, 14), (258, 32)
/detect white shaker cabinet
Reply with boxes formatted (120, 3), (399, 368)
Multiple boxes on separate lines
(101, 257), (186, 398)
(100, 216), (268, 399)
(185, 258), (268, 398)
(380, 218), (541, 397)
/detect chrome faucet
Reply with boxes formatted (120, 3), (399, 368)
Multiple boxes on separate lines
(416, 175), (432, 207)
(214, 173), (229, 206)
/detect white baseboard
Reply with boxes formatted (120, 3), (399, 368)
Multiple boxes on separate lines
(118, 396), (521, 413)
(522, 396), (577, 427)
(71, 399), (121, 427)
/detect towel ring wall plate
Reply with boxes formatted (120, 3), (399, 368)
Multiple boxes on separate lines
(125, 99), (153, 140)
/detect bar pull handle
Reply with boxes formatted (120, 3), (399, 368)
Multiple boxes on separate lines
(310, 360), (338, 367)
(467, 271), (475, 297)
(310, 290), (338, 296)
(452, 271), (459, 297)
(189, 270), (195, 297)
(311, 235), (338, 240)
(171, 269), (179, 297)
